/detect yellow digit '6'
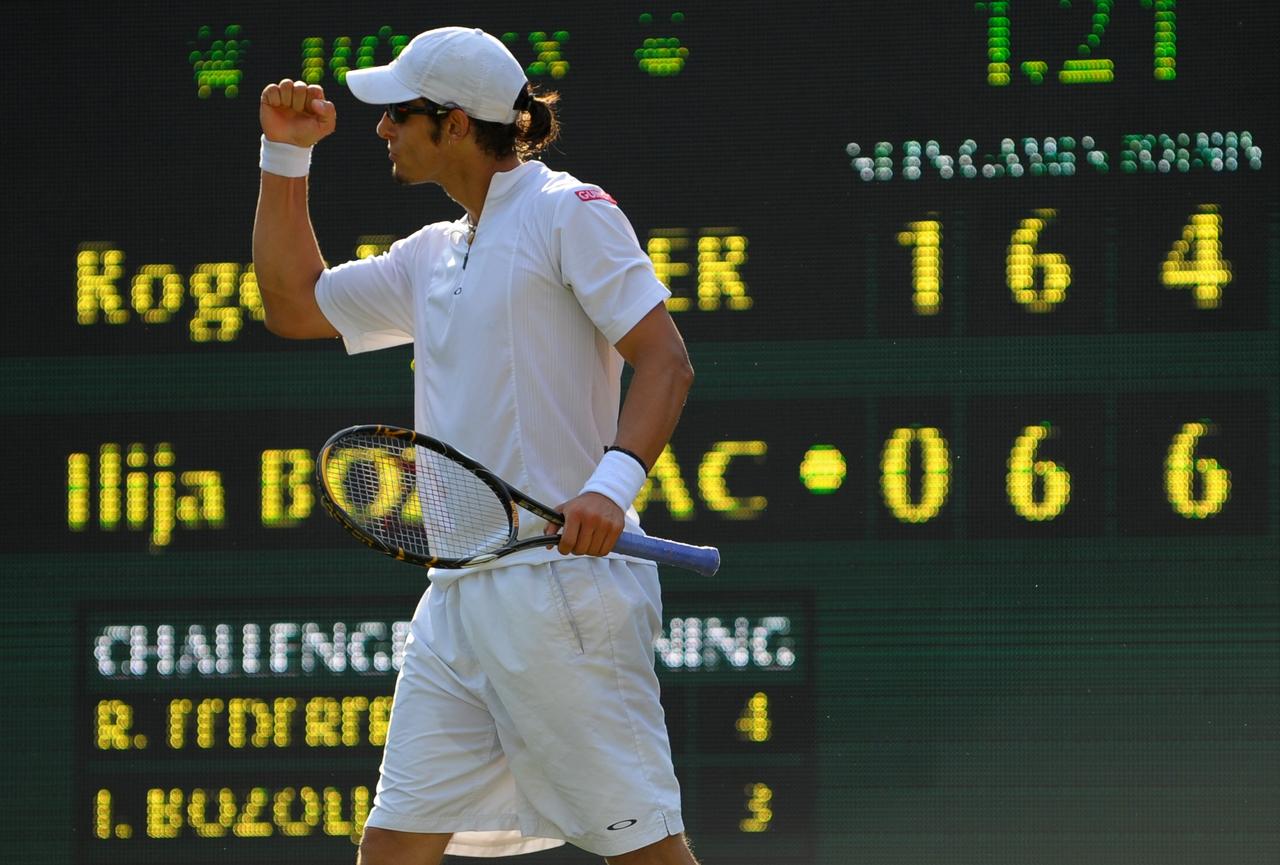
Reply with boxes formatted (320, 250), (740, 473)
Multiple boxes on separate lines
(1007, 208), (1070, 313)
(1165, 422), (1231, 518)
(1006, 423), (1071, 521)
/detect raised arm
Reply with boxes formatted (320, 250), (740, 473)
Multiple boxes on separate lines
(252, 79), (340, 339)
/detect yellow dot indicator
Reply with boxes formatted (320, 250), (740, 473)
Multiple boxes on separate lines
(133, 734), (148, 749)
(799, 445), (846, 494)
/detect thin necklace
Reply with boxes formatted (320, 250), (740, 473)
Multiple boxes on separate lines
(463, 217), (476, 269)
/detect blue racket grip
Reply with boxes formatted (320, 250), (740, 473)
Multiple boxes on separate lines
(613, 532), (720, 576)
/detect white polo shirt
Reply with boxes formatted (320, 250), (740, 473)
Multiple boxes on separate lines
(315, 160), (669, 582)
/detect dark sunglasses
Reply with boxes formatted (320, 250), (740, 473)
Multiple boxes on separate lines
(385, 101), (455, 124)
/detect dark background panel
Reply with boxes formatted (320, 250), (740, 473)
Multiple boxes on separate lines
(22, 409), (411, 555)
(965, 198), (1107, 337)
(1114, 190), (1272, 333)
(2, 2), (1278, 865)
(873, 397), (956, 542)
(637, 398), (866, 543)
(1116, 391), (1271, 536)
(967, 395), (1106, 539)
(866, 203), (959, 340)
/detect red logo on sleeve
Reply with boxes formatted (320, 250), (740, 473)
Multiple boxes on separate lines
(575, 188), (618, 205)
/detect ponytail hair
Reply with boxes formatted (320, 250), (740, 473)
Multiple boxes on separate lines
(471, 84), (560, 160)
(518, 88), (560, 157)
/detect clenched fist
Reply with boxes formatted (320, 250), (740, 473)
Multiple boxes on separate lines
(260, 79), (336, 148)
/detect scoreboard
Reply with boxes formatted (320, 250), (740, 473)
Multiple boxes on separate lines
(3, 2), (1278, 864)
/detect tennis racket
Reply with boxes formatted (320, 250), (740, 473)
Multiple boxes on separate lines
(317, 424), (720, 576)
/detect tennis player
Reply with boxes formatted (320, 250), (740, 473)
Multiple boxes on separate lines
(252, 26), (698, 865)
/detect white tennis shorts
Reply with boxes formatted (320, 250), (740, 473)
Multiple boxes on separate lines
(363, 556), (684, 858)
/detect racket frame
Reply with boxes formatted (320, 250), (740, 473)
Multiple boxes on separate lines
(318, 424), (719, 576)
(319, 424), (581, 569)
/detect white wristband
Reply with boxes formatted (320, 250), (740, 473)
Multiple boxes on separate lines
(259, 134), (313, 177)
(579, 449), (648, 513)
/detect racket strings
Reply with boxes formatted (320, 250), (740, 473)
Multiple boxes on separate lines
(324, 433), (512, 561)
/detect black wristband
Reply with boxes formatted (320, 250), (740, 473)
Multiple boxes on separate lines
(604, 444), (649, 473)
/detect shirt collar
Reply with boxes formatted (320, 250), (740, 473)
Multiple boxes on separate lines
(453, 161), (542, 241)
(484, 159), (541, 205)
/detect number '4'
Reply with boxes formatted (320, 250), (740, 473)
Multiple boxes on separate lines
(1161, 204), (1231, 309)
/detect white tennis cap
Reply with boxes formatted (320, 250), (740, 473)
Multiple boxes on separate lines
(345, 27), (529, 124)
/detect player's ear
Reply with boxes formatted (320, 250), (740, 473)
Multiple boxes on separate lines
(445, 109), (469, 143)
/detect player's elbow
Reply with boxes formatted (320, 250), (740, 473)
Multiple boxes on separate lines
(651, 336), (694, 396)
(677, 352), (694, 386)
(262, 310), (302, 339)
(258, 278), (336, 339)
(669, 349), (695, 400)
(263, 307), (334, 340)
(261, 294), (304, 338)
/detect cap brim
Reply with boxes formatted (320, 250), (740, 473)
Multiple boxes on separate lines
(344, 65), (420, 105)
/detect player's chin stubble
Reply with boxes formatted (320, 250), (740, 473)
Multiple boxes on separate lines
(390, 165), (426, 186)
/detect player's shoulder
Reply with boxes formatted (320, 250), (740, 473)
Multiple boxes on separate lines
(419, 218), (468, 241)
(527, 162), (621, 211)
(348, 219), (458, 276)
(385, 219), (461, 254)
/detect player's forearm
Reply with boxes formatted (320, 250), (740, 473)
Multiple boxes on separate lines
(614, 349), (694, 470)
(252, 173), (334, 338)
